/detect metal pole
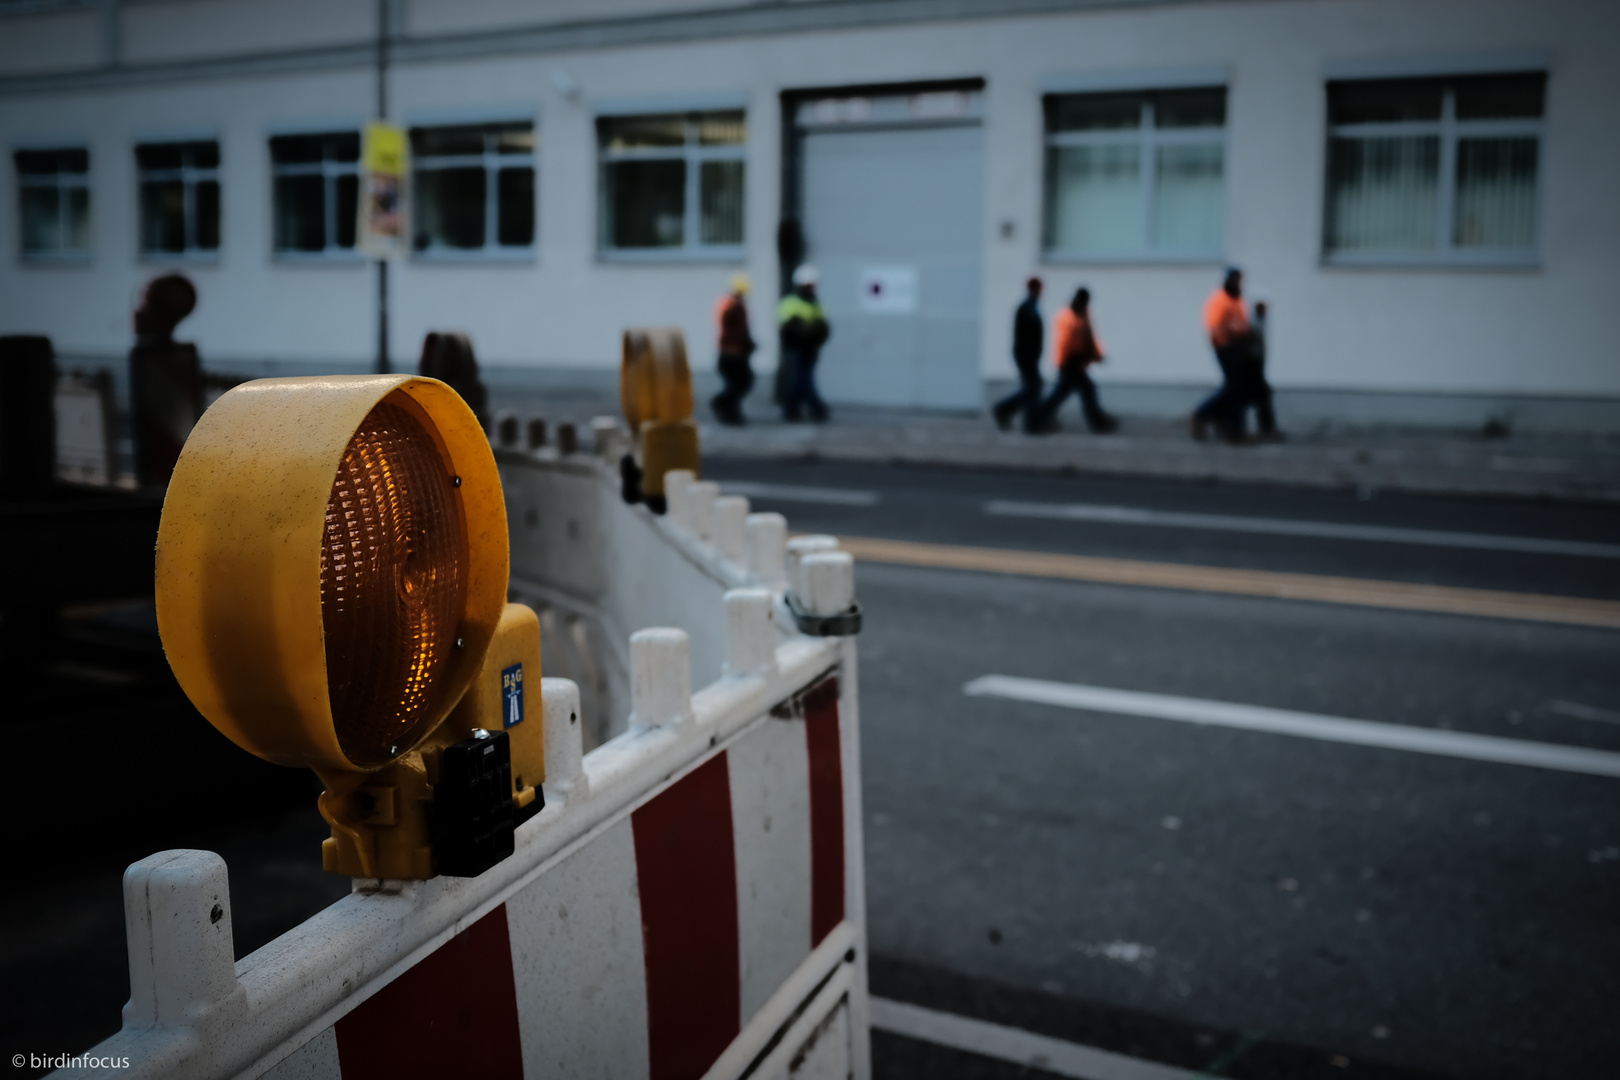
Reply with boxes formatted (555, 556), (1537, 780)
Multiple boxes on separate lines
(375, 0), (390, 375)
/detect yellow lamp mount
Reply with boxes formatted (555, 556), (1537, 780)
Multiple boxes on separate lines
(619, 327), (699, 514)
(155, 375), (546, 880)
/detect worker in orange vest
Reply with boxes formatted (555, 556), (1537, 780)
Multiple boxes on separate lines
(1191, 266), (1253, 441)
(709, 274), (757, 426)
(1033, 287), (1118, 434)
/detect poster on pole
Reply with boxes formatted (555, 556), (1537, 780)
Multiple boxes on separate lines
(358, 121), (408, 258)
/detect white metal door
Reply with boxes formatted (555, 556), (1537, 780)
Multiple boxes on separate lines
(800, 123), (984, 410)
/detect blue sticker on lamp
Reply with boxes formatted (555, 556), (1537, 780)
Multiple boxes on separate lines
(501, 662), (524, 729)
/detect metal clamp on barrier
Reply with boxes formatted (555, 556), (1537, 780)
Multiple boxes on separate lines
(786, 593), (863, 637)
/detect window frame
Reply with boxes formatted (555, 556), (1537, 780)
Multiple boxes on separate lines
(1322, 73), (1546, 268)
(409, 121), (536, 262)
(135, 138), (222, 262)
(596, 110), (747, 263)
(14, 144), (92, 263)
(1040, 87), (1229, 265)
(269, 130), (363, 263)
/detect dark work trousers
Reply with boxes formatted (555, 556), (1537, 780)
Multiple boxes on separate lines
(711, 353), (754, 424)
(1037, 363), (1106, 429)
(993, 362), (1044, 431)
(781, 349), (828, 421)
(1193, 346), (1248, 436)
(1230, 357), (1277, 435)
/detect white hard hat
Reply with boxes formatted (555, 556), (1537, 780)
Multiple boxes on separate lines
(792, 264), (820, 287)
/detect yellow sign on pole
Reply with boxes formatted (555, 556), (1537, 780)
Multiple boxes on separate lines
(358, 121), (408, 258)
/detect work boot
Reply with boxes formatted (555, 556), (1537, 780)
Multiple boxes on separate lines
(710, 398), (744, 427)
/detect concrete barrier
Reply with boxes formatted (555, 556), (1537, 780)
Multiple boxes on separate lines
(60, 426), (868, 1080)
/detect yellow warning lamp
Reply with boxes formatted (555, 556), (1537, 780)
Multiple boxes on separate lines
(155, 375), (544, 880)
(620, 327), (698, 513)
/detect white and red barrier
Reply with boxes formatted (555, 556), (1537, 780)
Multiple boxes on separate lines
(60, 434), (869, 1080)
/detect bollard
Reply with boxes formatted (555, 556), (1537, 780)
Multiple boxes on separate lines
(712, 495), (750, 564)
(495, 412), (520, 448)
(786, 535), (839, 599)
(745, 513), (789, 587)
(723, 588), (777, 679)
(122, 850), (245, 1028)
(799, 551), (855, 619)
(687, 481), (720, 543)
(628, 628), (691, 729)
(556, 421), (578, 455)
(527, 417), (548, 451)
(540, 677), (587, 803)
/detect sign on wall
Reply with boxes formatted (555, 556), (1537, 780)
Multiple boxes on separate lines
(856, 266), (919, 315)
(358, 121), (409, 259)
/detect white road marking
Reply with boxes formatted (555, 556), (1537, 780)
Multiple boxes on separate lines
(870, 997), (1193, 1080)
(984, 500), (1620, 560)
(718, 481), (881, 506)
(963, 676), (1620, 779)
(1546, 700), (1620, 726)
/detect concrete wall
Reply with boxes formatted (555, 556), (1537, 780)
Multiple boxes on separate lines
(1, 0), (1616, 418)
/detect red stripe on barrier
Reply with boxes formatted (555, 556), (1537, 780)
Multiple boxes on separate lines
(632, 752), (741, 1080)
(334, 905), (523, 1080)
(804, 677), (846, 947)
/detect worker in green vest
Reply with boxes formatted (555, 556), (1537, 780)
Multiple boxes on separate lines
(778, 264), (831, 423)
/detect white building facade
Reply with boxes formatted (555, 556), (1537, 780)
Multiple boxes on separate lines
(2, 0), (1616, 429)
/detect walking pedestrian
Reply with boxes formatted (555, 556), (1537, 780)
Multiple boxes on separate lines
(1033, 287), (1118, 434)
(1234, 297), (1282, 441)
(710, 274), (757, 426)
(778, 264), (831, 423)
(1190, 266), (1252, 442)
(992, 277), (1045, 432)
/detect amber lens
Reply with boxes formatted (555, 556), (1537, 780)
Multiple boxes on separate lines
(320, 398), (467, 767)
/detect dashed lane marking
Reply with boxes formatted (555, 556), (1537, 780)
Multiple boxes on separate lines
(871, 996), (1194, 1080)
(717, 481), (881, 506)
(963, 675), (1620, 779)
(835, 534), (1620, 630)
(984, 499), (1620, 560)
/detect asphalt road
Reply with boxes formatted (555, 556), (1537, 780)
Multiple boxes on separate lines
(703, 458), (1620, 1080)
(7, 458), (1617, 1080)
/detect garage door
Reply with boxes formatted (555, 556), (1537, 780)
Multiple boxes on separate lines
(798, 94), (984, 410)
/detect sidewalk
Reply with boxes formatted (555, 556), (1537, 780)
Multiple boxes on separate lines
(489, 387), (1620, 504)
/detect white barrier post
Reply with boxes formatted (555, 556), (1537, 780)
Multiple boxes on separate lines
(745, 512), (788, 588)
(686, 480), (720, 543)
(786, 534), (839, 600)
(723, 588), (777, 679)
(664, 469), (695, 528)
(628, 627), (692, 729)
(591, 416), (623, 458)
(540, 677), (587, 803)
(122, 850), (245, 1029)
(712, 495), (750, 564)
(800, 551), (856, 620)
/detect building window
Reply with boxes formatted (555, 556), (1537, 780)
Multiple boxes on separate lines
(1042, 88), (1226, 259)
(1324, 73), (1545, 262)
(15, 147), (90, 257)
(410, 122), (535, 254)
(136, 141), (220, 255)
(598, 111), (745, 254)
(270, 132), (360, 255)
